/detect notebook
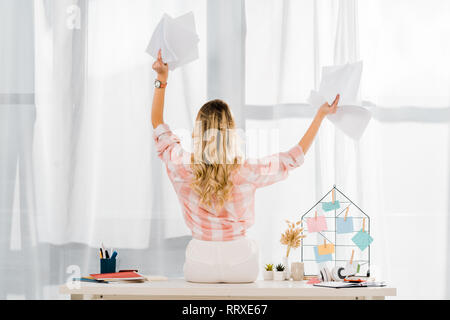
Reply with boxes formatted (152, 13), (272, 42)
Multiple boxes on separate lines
(90, 271), (145, 282)
(314, 281), (386, 289)
(75, 276), (109, 283)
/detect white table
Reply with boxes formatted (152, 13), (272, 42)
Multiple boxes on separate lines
(59, 278), (397, 300)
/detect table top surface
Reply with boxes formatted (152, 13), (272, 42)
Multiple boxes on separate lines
(60, 278), (397, 297)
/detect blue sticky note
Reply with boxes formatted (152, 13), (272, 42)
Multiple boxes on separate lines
(351, 230), (373, 251)
(322, 201), (340, 212)
(314, 246), (332, 263)
(336, 217), (354, 234)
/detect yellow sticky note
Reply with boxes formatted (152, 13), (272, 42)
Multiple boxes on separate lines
(317, 243), (335, 255)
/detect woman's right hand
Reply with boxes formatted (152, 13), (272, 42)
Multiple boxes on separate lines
(299, 93), (340, 155)
(318, 94), (340, 118)
(152, 49), (169, 82)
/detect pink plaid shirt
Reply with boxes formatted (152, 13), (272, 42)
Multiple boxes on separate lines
(153, 123), (304, 241)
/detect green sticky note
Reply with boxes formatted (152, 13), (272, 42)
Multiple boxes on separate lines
(322, 201), (340, 212)
(351, 229), (373, 251)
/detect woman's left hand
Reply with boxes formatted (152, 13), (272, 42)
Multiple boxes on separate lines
(152, 49), (169, 82)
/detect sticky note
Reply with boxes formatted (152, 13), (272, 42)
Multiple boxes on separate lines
(317, 243), (335, 255)
(314, 246), (332, 263)
(351, 230), (373, 251)
(307, 278), (321, 284)
(322, 201), (340, 212)
(306, 216), (327, 233)
(336, 217), (354, 234)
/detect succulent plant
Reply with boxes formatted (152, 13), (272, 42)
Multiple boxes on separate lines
(265, 264), (273, 271)
(275, 263), (285, 272)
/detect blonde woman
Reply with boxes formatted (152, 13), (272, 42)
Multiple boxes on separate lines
(151, 50), (339, 283)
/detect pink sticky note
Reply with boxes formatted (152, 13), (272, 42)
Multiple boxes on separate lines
(306, 216), (327, 233)
(307, 278), (321, 284)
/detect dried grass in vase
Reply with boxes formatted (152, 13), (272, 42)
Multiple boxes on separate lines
(280, 219), (306, 258)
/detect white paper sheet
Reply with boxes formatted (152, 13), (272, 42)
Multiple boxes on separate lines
(319, 61), (363, 106)
(146, 12), (199, 70)
(307, 61), (371, 140)
(327, 105), (371, 140)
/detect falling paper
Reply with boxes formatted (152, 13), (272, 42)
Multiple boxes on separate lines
(306, 215), (327, 233)
(314, 246), (332, 263)
(322, 201), (340, 212)
(317, 243), (335, 255)
(146, 12), (199, 70)
(307, 61), (372, 140)
(336, 217), (354, 234)
(351, 229), (373, 251)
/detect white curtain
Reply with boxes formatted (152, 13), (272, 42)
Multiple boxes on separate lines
(245, 0), (450, 299)
(1, 0), (205, 299)
(1, 0), (449, 300)
(33, 0), (206, 247)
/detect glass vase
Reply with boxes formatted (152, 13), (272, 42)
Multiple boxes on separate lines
(282, 256), (290, 280)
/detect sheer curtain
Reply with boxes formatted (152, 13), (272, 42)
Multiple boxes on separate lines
(33, 0), (206, 247)
(1, 0), (449, 300)
(245, 0), (450, 299)
(1, 0), (205, 299)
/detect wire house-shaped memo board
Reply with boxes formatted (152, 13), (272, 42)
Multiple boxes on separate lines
(300, 185), (371, 277)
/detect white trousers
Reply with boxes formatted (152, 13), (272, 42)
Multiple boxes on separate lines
(183, 237), (259, 283)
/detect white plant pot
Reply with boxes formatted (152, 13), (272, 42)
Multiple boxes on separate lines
(263, 270), (273, 280)
(273, 271), (285, 281)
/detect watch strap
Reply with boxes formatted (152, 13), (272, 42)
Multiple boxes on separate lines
(155, 79), (167, 88)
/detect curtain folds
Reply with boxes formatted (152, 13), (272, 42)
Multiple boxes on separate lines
(1, 0), (206, 298)
(32, 0), (206, 247)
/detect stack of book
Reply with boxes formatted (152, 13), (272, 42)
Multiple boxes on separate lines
(89, 271), (146, 283)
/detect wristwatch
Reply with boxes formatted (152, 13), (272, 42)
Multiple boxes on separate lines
(154, 79), (167, 89)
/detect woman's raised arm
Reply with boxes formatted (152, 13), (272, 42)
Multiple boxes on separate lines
(151, 49), (169, 128)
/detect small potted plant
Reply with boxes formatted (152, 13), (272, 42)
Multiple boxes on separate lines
(263, 264), (274, 280)
(273, 263), (286, 281)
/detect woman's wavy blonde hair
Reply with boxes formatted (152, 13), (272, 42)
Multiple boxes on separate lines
(190, 99), (242, 210)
